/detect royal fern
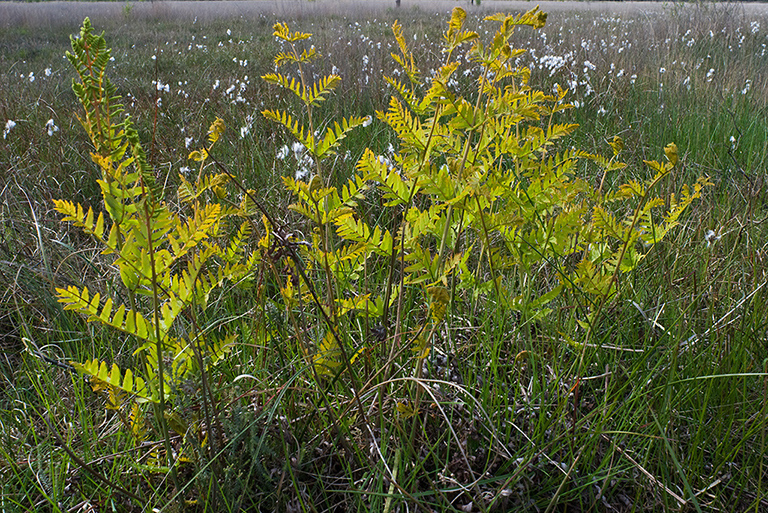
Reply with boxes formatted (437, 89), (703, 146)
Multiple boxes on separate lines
(56, 21), (259, 472)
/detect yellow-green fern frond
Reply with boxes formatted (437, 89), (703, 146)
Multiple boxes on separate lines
(313, 331), (343, 378)
(207, 117), (225, 145)
(74, 358), (156, 403)
(380, 98), (427, 153)
(262, 73), (305, 100)
(306, 75), (341, 107)
(390, 20), (421, 89)
(262, 109), (315, 153)
(315, 116), (368, 160)
(356, 149), (415, 206)
(383, 77), (421, 113)
(272, 22), (311, 43)
(56, 285), (184, 344)
(53, 200), (106, 241)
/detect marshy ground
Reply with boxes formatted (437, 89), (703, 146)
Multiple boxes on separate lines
(2, 1), (768, 511)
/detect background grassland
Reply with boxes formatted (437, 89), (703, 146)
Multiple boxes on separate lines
(2, 2), (768, 512)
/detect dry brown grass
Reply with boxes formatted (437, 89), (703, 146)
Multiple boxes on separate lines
(1, 0), (748, 30)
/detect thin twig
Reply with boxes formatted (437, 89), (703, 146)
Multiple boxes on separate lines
(681, 279), (767, 349)
(601, 433), (687, 507)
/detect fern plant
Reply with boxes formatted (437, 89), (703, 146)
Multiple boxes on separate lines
(269, 8), (710, 392)
(261, 22), (373, 380)
(45, 10), (715, 508)
(56, 19), (259, 471)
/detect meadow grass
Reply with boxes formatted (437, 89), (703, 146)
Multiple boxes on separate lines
(2, 2), (768, 511)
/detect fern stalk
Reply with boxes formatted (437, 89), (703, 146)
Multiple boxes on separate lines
(289, 37), (338, 316)
(141, 182), (180, 489)
(578, 159), (672, 369)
